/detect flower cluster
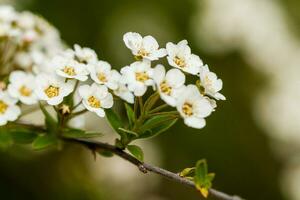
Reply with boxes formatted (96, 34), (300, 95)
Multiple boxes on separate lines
(0, 5), (64, 74)
(0, 29), (225, 129)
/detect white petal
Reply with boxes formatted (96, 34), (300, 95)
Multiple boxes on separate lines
(152, 64), (165, 84)
(184, 117), (206, 129)
(123, 32), (142, 51)
(133, 84), (147, 96)
(101, 93), (113, 108)
(48, 97), (64, 105)
(95, 108), (105, 117)
(143, 35), (159, 50)
(166, 69), (185, 88)
(5, 105), (20, 121)
(120, 91), (134, 104)
(0, 117), (7, 126)
(160, 94), (176, 107)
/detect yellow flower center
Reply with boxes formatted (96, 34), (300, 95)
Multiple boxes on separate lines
(0, 100), (8, 114)
(63, 66), (76, 76)
(174, 56), (186, 68)
(137, 48), (150, 57)
(97, 73), (107, 82)
(135, 72), (149, 83)
(44, 85), (60, 98)
(182, 102), (193, 116)
(88, 96), (101, 108)
(160, 81), (172, 95)
(19, 85), (32, 97)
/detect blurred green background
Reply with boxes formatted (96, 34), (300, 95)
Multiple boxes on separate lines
(2, 0), (300, 199)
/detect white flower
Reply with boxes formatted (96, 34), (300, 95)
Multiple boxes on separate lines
(73, 44), (98, 64)
(120, 61), (154, 96)
(35, 74), (74, 105)
(153, 64), (185, 107)
(123, 32), (166, 61)
(0, 91), (21, 126)
(78, 83), (113, 117)
(54, 55), (89, 81)
(7, 71), (38, 105)
(0, 5), (17, 23)
(88, 61), (121, 90)
(199, 65), (225, 100)
(176, 85), (213, 129)
(166, 40), (203, 75)
(113, 82), (134, 104)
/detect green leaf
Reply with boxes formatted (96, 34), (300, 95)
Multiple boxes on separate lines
(0, 128), (13, 149)
(32, 134), (58, 150)
(195, 159), (208, 183)
(10, 129), (37, 144)
(139, 117), (178, 139)
(127, 145), (144, 162)
(62, 129), (103, 139)
(105, 109), (124, 136)
(97, 149), (114, 157)
(179, 167), (195, 177)
(118, 128), (138, 137)
(124, 103), (135, 128)
(39, 103), (57, 133)
(194, 159), (215, 198)
(206, 173), (215, 183)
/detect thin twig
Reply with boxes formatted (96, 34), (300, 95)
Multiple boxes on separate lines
(64, 138), (244, 200)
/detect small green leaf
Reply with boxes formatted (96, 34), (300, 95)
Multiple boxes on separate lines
(105, 109), (124, 136)
(179, 167), (195, 177)
(32, 134), (58, 150)
(124, 103), (135, 128)
(97, 149), (114, 157)
(206, 173), (215, 183)
(194, 159), (215, 198)
(0, 128), (13, 149)
(127, 145), (144, 162)
(139, 117), (178, 139)
(62, 129), (103, 139)
(10, 129), (37, 144)
(118, 128), (138, 137)
(195, 159), (208, 183)
(39, 103), (57, 133)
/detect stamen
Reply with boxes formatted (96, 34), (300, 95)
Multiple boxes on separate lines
(174, 56), (186, 68)
(182, 102), (193, 116)
(63, 66), (76, 76)
(88, 96), (101, 108)
(135, 72), (149, 83)
(0, 100), (8, 114)
(160, 81), (172, 95)
(97, 73), (107, 82)
(19, 85), (32, 97)
(44, 85), (59, 98)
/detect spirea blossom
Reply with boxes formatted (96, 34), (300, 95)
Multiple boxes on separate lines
(88, 61), (121, 90)
(153, 65), (185, 107)
(120, 61), (154, 96)
(35, 74), (74, 105)
(199, 65), (225, 100)
(176, 85), (214, 129)
(79, 83), (113, 117)
(7, 71), (38, 105)
(166, 40), (203, 75)
(0, 91), (21, 126)
(123, 32), (166, 61)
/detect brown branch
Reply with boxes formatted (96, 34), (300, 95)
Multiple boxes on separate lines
(64, 138), (244, 200)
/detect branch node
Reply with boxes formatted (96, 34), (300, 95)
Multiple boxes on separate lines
(138, 164), (148, 173)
